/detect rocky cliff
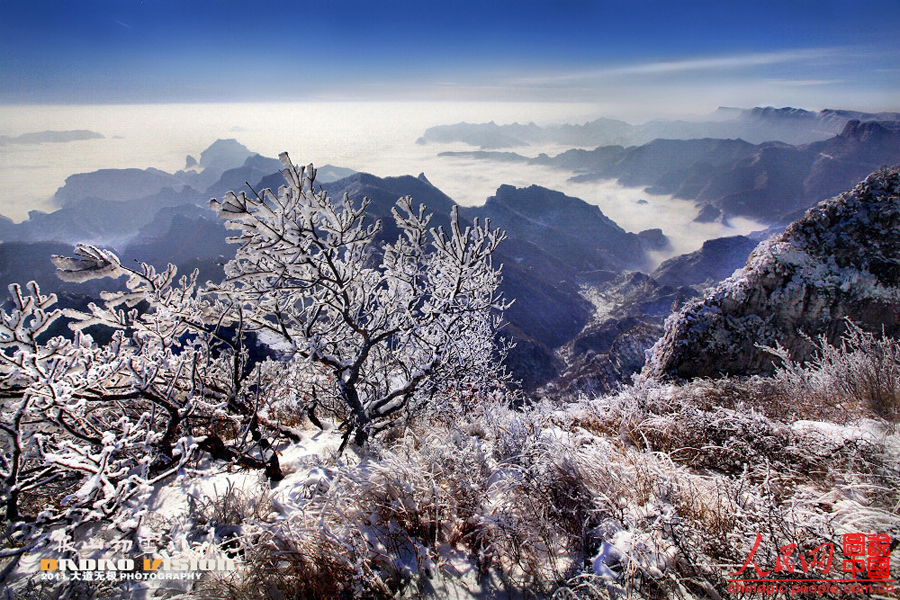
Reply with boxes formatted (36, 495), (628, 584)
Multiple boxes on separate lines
(645, 167), (900, 379)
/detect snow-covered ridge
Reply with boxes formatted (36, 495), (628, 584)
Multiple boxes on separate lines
(645, 166), (900, 379)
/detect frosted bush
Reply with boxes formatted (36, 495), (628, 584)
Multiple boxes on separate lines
(208, 155), (509, 449)
(0, 155), (509, 583)
(766, 319), (900, 422)
(182, 374), (900, 599)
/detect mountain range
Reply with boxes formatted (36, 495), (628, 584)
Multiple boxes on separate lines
(0, 130), (105, 146)
(418, 106), (900, 149)
(4, 109), (899, 392)
(0, 140), (356, 247)
(0, 138), (696, 389)
(440, 118), (900, 224)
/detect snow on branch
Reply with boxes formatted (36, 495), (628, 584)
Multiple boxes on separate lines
(51, 244), (122, 283)
(0, 152), (510, 557)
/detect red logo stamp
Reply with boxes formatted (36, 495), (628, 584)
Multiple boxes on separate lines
(728, 533), (895, 596)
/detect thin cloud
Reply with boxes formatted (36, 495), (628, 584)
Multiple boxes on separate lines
(767, 79), (843, 86)
(508, 47), (850, 87)
(603, 48), (845, 76)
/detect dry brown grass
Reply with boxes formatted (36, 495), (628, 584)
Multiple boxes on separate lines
(765, 320), (900, 423)
(182, 361), (900, 600)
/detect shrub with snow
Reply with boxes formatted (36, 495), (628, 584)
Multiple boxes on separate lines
(0, 155), (508, 583)
(178, 372), (900, 599)
(766, 319), (900, 422)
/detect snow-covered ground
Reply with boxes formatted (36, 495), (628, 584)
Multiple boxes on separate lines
(10, 381), (897, 599)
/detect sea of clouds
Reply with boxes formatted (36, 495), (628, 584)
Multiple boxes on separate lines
(0, 102), (765, 267)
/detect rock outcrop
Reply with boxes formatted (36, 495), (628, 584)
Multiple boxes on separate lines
(645, 167), (900, 379)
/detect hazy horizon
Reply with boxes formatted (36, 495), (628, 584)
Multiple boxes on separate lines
(0, 100), (771, 267)
(1, 0), (897, 266)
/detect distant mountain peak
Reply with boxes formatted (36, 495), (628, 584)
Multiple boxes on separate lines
(839, 119), (900, 142)
(488, 184), (592, 215)
(747, 106), (816, 120)
(476, 183), (649, 272)
(198, 139), (253, 170)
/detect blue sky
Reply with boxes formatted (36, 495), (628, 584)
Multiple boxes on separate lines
(1, 0), (898, 114)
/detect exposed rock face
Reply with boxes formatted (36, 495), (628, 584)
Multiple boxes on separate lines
(645, 167), (900, 379)
(637, 228), (671, 252)
(555, 317), (663, 396)
(650, 235), (760, 288)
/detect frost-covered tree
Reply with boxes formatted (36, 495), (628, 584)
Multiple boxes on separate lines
(209, 153), (508, 448)
(0, 154), (508, 556)
(0, 259), (278, 555)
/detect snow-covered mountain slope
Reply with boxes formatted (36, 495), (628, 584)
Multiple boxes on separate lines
(645, 166), (900, 379)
